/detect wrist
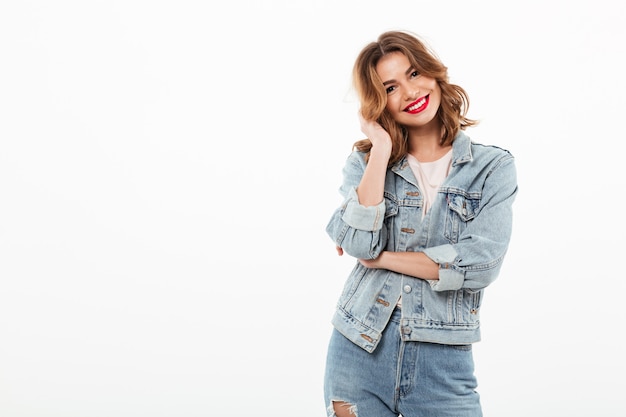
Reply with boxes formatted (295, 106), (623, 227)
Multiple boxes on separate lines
(376, 251), (388, 268)
(369, 145), (392, 163)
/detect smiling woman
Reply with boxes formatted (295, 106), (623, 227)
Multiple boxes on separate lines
(323, 30), (517, 417)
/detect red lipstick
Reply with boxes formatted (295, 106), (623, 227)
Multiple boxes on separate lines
(404, 95), (429, 114)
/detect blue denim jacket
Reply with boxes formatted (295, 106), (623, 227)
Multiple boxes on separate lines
(326, 131), (517, 353)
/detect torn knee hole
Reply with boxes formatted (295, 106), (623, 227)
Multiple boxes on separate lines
(331, 401), (357, 417)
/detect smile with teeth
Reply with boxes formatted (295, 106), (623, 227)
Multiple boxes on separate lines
(404, 95), (429, 113)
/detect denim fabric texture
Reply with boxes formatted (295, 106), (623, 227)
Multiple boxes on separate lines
(326, 131), (517, 352)
(324, 308), (482, 417)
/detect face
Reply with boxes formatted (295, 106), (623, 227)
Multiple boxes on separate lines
(376, 51), (442, 129)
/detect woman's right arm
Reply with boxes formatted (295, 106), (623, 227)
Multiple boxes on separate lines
(355, 115), (392, 207)
(326, 115), (392, 259)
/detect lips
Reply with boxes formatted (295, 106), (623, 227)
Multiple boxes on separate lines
(404, 95), (429, 114)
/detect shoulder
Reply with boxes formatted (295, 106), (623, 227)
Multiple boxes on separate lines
(452, 132), (515, 177)
(456, 131), (514, 165)
(469, 142), (517, 186)
(471, 142), (514, 162)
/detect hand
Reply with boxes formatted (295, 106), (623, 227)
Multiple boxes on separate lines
(335, 246), (343, 256)
(359, 255), (382, 269)
(358, 111), (392, 153)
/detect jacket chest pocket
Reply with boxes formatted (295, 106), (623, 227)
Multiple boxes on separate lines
(444, 191), (481, 243)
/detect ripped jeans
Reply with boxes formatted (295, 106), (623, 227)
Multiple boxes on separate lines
(323, 308), (482, 417)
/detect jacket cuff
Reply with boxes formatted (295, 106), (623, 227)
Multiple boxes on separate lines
(341, 187), (385, 231)
(423, 244), (464, 291)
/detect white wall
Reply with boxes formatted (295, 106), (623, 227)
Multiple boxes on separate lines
(1, 1), (624, 416)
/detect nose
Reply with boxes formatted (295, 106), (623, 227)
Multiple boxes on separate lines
(405, 89), (418, 100)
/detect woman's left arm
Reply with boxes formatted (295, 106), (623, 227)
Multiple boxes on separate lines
(359, 251), (440, 279)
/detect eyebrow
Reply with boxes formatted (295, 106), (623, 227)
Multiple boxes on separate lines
(382, 66), (415, 86)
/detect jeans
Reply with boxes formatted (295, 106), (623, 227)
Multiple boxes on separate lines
(324, 308), (482, 417)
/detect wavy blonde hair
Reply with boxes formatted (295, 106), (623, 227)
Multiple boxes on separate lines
(352, 31), (477, 165)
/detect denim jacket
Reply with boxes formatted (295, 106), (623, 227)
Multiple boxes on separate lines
(326, 131), (517, 353)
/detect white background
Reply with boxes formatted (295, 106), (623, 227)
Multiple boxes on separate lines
(1, 1), (625, 416)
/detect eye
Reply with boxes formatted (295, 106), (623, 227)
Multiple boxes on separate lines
(410, 70), (420, 78)
(385, 85), (396, 94)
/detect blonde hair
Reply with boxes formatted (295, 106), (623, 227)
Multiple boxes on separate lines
(352, 31), (477, 165)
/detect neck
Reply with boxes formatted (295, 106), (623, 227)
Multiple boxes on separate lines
(406, 124), (450, 162)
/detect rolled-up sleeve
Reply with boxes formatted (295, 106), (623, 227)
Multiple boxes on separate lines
(423, 244), (465, 291)
(341, 187), (385, 231)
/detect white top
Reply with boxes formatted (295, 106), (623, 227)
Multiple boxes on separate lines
(407, 150), (453, 218)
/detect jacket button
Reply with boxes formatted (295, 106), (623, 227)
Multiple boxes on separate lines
(360, 334), (374, 343)
(376, 298), (390, 307)
(403, 285), (412, 293)
(402, 326), (412, 335)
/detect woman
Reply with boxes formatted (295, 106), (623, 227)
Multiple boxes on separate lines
(324, 30), (518, 417)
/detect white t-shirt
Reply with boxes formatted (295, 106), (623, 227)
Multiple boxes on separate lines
(407, 150), (453, 218)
